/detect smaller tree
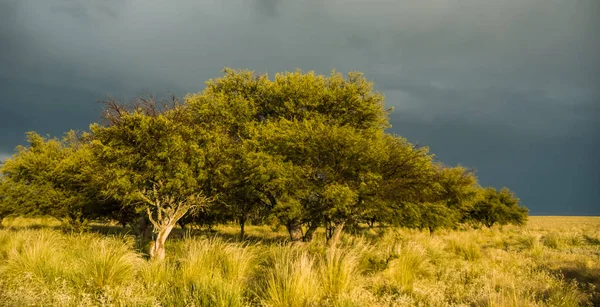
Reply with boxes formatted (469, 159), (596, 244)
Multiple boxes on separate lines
(0, 177), (13, 225)
(416, 202), (461, 234)
(468, 187), (528, 227)
(0, 131), (98, 231)
(422, 166), (480, 234)
(91, 98), (212, 261)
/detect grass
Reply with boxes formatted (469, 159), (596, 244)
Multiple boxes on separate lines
(257, 246), (320, 307)
(0, 216), (599, 306)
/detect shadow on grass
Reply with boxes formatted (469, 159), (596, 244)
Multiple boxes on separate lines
(0, 224), (62, 232)
(584, 234), (600, 246)
(552, 263), (600, 305)
(89, 223), (291, 245)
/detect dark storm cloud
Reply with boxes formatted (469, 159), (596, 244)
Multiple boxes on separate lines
(49, 0), (120, 22)
(0, 0), (598, 214)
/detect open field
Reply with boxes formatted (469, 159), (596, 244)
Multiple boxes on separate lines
(1, 216), (599, 306)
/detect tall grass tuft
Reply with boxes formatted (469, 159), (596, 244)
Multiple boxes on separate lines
(375, 242), (430, 294)
(0, 230), (14, 260)
(257, 245), (320, 307)
(519, 231), (544, 257)
(3, 230), (64, 282)
(179, 237), (254, 307)
(138, 260), (179, 304)
(546, 279), (590, 307)
(563, 232), (584, 246)
(69, 236), (142, 291)
(542, 232), (565, 249)
(319, 244), (363, 301)
(447, 238), (482, 261)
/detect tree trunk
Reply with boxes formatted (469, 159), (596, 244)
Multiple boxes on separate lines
(303, 223), (318, 242)
(135, 215), (153, 244)
(367, 217), (376, 228)
(287, 222), (303, 241)
(149, 224), (174, 261)
(325, 222), (334, 242)
(239, 216), (246, 241)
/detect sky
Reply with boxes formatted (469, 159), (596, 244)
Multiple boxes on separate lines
(0, 0), (598, 215)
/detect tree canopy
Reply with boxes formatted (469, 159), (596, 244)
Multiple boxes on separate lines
(0, 68), (529, 259)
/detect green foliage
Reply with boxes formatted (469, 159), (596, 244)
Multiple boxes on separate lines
(0, 68), (529, 244)
(90, 97), (213, 259)
(0, 132), (98, 231)
(90, 99), (207, 206)
(468, 187), (528, 228)
(185, 68), (400, 240)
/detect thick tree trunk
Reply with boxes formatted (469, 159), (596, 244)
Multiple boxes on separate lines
(303, 223), (318, 242)
(134, 215), (153, 245)
(149, 224), (174, 261)
(140, 182), (210, 262)
(287, 222), (303, 241)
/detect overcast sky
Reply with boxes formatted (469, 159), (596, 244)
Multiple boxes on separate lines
(1, 0), (599, 214)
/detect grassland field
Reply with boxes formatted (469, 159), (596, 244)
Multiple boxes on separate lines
(0, 216), (598, 307)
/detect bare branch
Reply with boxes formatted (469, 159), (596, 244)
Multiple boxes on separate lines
(146, 207), (160, 229)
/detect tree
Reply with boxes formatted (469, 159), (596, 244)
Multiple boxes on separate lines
(468, 187), (528, 227)
(256, 119), (386, 241)
(0, 131), (99, 231)
(0, 68), (529, 245)
(0, 176), (12, 225)
(90, 98), (211, 261)
(369, 135), (436, 229)
(184, 68), (393, 241)
(427, 165), (480, 233)
(217, 146), (298, 240)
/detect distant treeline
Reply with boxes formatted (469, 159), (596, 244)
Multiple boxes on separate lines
(0, 69), (528, 260)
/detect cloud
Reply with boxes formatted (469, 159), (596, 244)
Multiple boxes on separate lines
(2, 0), (598, 95)
(0, 0), (598, 214)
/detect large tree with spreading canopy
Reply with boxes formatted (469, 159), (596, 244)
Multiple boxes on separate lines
(0, 68), (529, 253)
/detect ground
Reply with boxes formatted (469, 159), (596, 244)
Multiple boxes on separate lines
(0, 216), (598, 306)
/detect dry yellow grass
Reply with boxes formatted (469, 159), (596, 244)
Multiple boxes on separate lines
(0, 216), (598, 306)
(525, 216), (600, 231)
